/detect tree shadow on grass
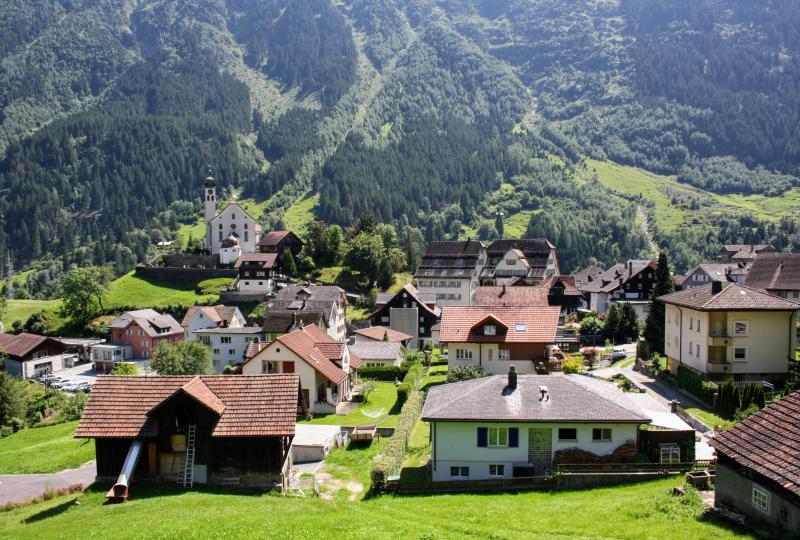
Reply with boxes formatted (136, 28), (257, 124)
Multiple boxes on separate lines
(23, 498), (78, 523)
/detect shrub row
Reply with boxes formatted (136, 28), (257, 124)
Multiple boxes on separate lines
(676, 365), (716, 404)
(396, 363), (425, 406)
(355, 366), (409, 381)
(370, 389), (425, 492)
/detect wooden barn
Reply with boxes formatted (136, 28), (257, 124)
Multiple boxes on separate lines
(75, 375), (302, 495)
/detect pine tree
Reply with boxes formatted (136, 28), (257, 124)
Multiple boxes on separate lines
(644, 252), (674, 354)
(618, 302), (641, 341)
(280, 249), (298, 277)
(376, 255), (394, 290)
(603, 304), (621, 343)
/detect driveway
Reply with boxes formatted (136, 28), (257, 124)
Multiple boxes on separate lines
(49, 359), (152, 386)
(0, 463), (96, 505)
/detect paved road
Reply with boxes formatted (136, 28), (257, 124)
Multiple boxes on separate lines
(0, 463), (96, 505)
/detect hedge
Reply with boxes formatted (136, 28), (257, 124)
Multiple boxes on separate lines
(676, 365), (716, 404)
(370, 389), (425, 492)
(355, 366), (408, 382)
(396, 363), (425, 407)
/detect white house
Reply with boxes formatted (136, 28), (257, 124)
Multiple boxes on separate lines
(422, 368), (650, 481)
(659, 282), (799, 383)
(181, 305), (246, 340)
(193, 326), (265, 372)
(241, 325), (359, 414)
(203, 170), (261, 258)
(415, 240), (486, 307)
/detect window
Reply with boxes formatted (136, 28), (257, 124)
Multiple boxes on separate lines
(697, 320), (701, 333)
(689, 318), (693, 330)
(506, 258), (516, 265)
(696, 343), (701, 357)
(450, 466), (469, 478)
(220, 336), (232, 344)
(558, 428), (577, 441)
(733, 321), (749, 336)
(219, 223), (223, 230)
(592, 428), (612, 442)
(734, 347), (748, 362)
(456, 349), (473, 360)
(142, 341), (148, 348)
(752, 486), (770, 514)
(489, 464), (505, 477)
(660, 445), (681, 464)
(213, 348), (220, 355)
(498, 349), (510, 360)
(487, 348), (493, 360)
(515, 323), (527, 332)
(484, 325), (496, 335)
(488, 427), (508, 447)
(199, 336), (210, 346)
(244, 231), (248, 242)
(381, 316), (389, 323)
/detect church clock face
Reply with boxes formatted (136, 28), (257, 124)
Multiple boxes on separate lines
(207, 189), (214, 195)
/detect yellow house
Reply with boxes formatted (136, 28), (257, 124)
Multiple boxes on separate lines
(659, 282), (799, 383)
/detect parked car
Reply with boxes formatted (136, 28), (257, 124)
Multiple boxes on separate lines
(61, 382), (84, 392)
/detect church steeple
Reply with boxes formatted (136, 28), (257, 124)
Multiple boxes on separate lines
(204, 165), (217, 224)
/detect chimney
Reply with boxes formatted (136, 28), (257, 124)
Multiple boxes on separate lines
(628, 261), (632, 273)
(501, 283), (506, 297)
(711, 280), (723, 295)
(292, 312), (297, 327)
(507, 365), (517, 390)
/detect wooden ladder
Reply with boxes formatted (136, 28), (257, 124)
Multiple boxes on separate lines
(177, 425), (197, 488)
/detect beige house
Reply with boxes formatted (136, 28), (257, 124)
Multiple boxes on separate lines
(241, 325), (359, 414)
(659, 282), (799, 383)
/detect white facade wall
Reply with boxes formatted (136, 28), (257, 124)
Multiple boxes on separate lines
(446, 343), (542, 375)
(207, 203), (259, 255)
(416, 278), (475, 307)
(184, 310), (245, 340)
(431, 421), (640, 482)
(590, 292), (610, 315)
(665, 304), (797, 377)
(197, 331), (263, 372)
(242, 342), (351, 412)
(238, 278), (274, 294)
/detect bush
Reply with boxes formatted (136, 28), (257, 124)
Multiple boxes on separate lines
(396, 364), (425, 407)
(676, 366), (715, 403)
(370, 390), (425, 492)
(445, 366), (488, 383)
(717, 380), (741, 417)
(356, 366), (408, 382)
(562, 357), (584, 374)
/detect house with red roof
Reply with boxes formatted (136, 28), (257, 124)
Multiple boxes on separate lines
(75, 374), (302, 494)
(241, 325), (359, 414)
(439, 306), (561, 375)
(257, 230), (303, 260)
(107, 309), (183, 360)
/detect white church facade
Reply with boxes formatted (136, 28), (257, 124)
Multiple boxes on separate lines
(203, 171), (262, 260)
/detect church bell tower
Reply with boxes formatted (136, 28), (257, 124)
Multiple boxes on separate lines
(204, 167), (216, 252)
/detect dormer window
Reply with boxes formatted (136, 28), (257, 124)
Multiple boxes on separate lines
(515, 323), (527, 332)
(432, 259), (440, 267)
(456, 258), (464, 266)
(506, 258), (516, 265)
(484, 325), (496, 336)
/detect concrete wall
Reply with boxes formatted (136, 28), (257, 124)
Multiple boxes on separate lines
(135, 266), (237, 284)
(431, 421), (640, 482)
(716, 461), (800, 534)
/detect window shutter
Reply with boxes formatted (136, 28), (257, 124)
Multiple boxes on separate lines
(509, 427), (519, 448)
(477, 427), (488, 447)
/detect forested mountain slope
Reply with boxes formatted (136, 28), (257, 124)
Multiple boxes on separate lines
(0, 0), (798, 293)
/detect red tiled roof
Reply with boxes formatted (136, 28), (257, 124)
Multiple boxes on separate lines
(234, 253), (278, 269)
(245, 325), (348, 384)
(353, 327), (414, 343)
(75, 375), (299, 439)
(181, 305), (239, 328)
(439, 306), (561, 343)
(258, 230), (301, 247)
(0, 333), (62, 359)
(349, 352), (363, 369)
(475, 286), (549, 307)
(711, 391), (800, 497)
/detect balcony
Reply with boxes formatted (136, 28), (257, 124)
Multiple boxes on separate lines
(707, 333), (732, 347)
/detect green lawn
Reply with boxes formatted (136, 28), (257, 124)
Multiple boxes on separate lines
(584, 158), (799, 231)
(104, 272), (232, 309)
(399, 419), (430, 482)
(0, 478), (748, 538)
(420, 364), (447, 392)
(0, 421), (94, 474)
(301, 382), (399, 427)
(283, 190), (318, 236)
(2, 299), (61, 327)
(316, 438), (388, 501)
(684, 407), (735, 431)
